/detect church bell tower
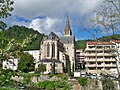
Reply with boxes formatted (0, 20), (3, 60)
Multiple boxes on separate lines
(64, 16), (72, 36)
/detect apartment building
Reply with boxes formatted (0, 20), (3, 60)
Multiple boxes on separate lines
(112, 40), (120, 71)
(85, 41), (117, 74)
(76, 49), (85, 71)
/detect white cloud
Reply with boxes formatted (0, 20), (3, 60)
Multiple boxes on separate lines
(12, 0), (103, 19)
(28, 17), (64, 35)
(2, 0), (104, 38)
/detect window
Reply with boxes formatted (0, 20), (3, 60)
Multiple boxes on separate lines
(47, 43), (50, 57)
(52, 43), (55, 57)
(55, 64), (58, 67)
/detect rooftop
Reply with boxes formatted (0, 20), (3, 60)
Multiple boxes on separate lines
(87, 41), (115, 45)
(112, 40), (120, 43)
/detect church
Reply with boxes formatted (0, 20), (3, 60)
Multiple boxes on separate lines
(35, 17), (76, 74)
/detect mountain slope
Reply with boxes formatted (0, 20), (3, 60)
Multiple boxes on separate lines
(0, 25), (44, 50)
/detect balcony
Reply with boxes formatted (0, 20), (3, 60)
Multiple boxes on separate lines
(104, 53), (116, 56)
(85, 48), (103, 51)
(86, 63), (116, 68)
(104, 59), (116, 62)
(85, 47), (115, 51)
(85, 53), (104, 56)
(104, 64), (116, 67)
(86, 64), (96, 67)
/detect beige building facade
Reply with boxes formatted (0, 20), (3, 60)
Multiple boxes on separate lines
(35, 17), (76, 74)
(85, 41), (117, 74)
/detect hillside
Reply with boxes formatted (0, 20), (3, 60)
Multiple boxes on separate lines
(75, 40), (92, 50)
(76, 34), (120, 49)
(1, 25), (120, 50)
(0, 25), (44, 50)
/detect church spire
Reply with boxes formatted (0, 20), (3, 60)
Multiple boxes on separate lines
(64, 16), (72, 36)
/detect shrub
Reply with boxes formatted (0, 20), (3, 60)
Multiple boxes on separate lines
(78, 77), (88, 86)
(101, 78), (115, 90)
(0, 87), (16, 90)
(48, 74), (54, 78)
(35, 80), (72, 90)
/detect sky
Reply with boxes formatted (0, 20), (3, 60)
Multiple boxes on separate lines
(2, 0), (108, 40)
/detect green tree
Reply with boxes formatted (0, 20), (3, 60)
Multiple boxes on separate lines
(38, 63), (46, 74)
(0, 34), (36, 61)
(102, 78), (115, 90)
(0, 0), (14, 18)
(51, 61), (55, 75)
(0, 21), (7, 30)
(78, 77), (88, 87)
(18, 53), (35, 73)
(67, 62), (71, 76)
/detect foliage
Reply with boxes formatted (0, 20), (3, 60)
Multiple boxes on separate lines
(0, 21), (7, 30)
(0, 70), (14, 86)
(0, 25), (44, 50)
(0, 87), (16, 90)
(67, 62), (71, 76)
(18, 53), (35, 73)
(0, 33), (37, 64)
(98, 34), (120, 41)
(75, 40), (88, 49)
(0, 0), (14, 18)
(48, 74), (54, 78)
(38, 63), (46, 74)
(101, 78), (115, 90)
(90, 0), (120, 35)
(76, 34), (120, 49)
(35, 80), (72, 90)
(78, 77), (88, 87)
(51, 61), (55, 75)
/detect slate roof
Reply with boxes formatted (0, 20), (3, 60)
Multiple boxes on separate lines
(39, 59), (62, 63)
(60, 36), (75, 44)
(47, 32), (59, 40)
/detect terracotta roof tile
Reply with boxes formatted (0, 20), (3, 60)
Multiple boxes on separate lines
(87, 41), (114, 45)
(112, 40), (120, 43)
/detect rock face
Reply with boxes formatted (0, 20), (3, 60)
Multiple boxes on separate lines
(12, 75), (60, 83)
(49, 76), (59, 81)
(11, 76), (23, 82)
(31, 75), (50, 83)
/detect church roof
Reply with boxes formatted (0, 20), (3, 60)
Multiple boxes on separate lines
(39, 59), (62, 63)
(64, 16), (72, 36)
(60, 36), (75, 44)
(47, 32), (59, 40)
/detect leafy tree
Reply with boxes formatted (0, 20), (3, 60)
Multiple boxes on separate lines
(18, 53), (35, 73)
(90, 0), (120, 87)
(0, 34), (36, 62)
(89, 0), (120, 35)
(0, 0), (14, 18)
(38, 63), (46, 74)
(0, 70), (14, 86)
(67, 62), (71, 76)
(0, 21), (7, 30)
(51, 61), (55, 75)
(0, 25), (44, 50)
(101, 78), (115, 90)
(78, 77), (88, 87)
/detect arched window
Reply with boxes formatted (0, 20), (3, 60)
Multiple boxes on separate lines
(52, 43), (55, 57)
(47, 43), (50, 57)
